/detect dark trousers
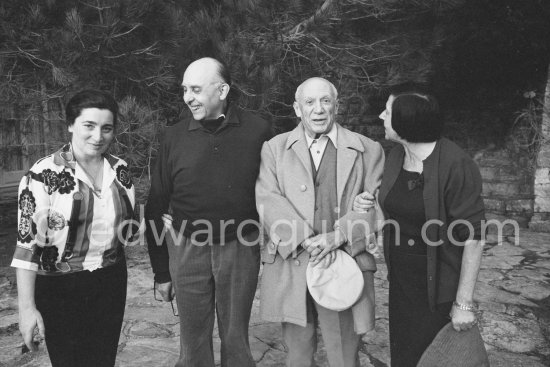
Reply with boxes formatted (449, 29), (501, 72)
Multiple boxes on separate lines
(35, 260), (127, 367)
(167, 232), (260, 367)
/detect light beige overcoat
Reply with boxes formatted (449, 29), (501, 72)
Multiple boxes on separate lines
(255, 123), (385, 334)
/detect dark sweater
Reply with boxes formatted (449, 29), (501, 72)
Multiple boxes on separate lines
(145, 105), (272, 282)
(379, 138), (486, 310)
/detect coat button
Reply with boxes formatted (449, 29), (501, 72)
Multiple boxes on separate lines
(294, 260), (300, 266)
(300, 185), (307, 191)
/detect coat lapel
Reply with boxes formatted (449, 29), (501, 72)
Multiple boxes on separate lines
(336, 125), (364, 206)
(286, 124), (314, 181)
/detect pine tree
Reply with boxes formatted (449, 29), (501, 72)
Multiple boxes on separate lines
(3, 0), (548, 186)
(0, 0), (183, 186)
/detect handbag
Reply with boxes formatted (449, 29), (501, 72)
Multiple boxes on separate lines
(417, 322), (490, 367)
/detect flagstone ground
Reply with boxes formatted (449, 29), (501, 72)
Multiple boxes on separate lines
(1, 226), (549, 367)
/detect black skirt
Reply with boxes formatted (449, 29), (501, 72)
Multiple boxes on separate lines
(388, 235), (452, 367)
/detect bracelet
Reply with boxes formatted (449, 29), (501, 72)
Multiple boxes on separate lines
(453, 301), (477, 312)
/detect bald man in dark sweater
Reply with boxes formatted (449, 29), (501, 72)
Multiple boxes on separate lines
(145, 57), (272, 367)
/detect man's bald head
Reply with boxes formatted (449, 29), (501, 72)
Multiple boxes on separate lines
(182, 57), (231, 120)
(185, 57), (231, 85)
(295, 77), (338, 102)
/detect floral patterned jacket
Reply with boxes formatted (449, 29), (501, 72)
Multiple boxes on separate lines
(11, 144), (135, 275)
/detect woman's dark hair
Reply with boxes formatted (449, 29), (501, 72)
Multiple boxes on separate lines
(388, 84), (442, 143)
(65, 89), (118, 127)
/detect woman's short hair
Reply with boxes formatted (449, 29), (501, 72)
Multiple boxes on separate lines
(389, 85), (442, 143)
(65, 90), (118, 127)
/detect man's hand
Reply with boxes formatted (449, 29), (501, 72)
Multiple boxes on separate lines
(155, 281), (175, 302)
(353, 191), (376, 213)
(450, 305), (477, 332)
(302, 230), (346, 266)
(161, 213), (173, 228)
(316, 251), (337, 268)
(19, 306), (45, 352)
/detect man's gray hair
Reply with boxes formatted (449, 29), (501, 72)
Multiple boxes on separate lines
(295, 77), (338, 101)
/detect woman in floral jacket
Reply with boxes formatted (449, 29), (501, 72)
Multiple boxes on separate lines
(12, 90), (135, 367)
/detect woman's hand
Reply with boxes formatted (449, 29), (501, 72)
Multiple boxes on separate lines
(353, 191), (375, 213)
(16, 268), (44, 352)
(19, 306), (45, 352)
(450, 304), (477, 332)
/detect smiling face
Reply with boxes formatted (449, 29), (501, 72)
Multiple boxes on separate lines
(182, 58), (229, 121)
(294, 78), (338, 138)
(68, 108), (114, 160)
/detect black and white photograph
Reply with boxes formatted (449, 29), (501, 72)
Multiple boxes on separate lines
(0, 1), (549, 366)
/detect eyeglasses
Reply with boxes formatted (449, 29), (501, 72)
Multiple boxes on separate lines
(153, 280), (179, 317)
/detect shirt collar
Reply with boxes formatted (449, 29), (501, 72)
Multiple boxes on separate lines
(304, 123), (338, 149)
(188, 105), (238, 131)
(74, 156), (116, 193)
(52, 143), (119, 170)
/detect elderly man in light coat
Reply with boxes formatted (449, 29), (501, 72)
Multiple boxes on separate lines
(255, 77), (385, 367)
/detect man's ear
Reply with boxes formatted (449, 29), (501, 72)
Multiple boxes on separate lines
(293, 101), (302, 118)
(335, 99), (339, 115)
(219, 83), (230, 101)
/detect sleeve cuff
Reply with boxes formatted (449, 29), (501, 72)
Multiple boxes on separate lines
(11, 258), (38, 272)
(454, 221), (483, 242)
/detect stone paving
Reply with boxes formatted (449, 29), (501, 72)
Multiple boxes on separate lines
(0, 228), (549, 367)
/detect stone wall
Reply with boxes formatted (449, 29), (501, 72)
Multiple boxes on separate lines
(475, 149), (534, 232)
(530, 66), (550, 232)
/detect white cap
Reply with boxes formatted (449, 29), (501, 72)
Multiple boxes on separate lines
(306, 249), (364, 311)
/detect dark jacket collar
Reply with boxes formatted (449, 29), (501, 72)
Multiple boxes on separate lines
(188, 104), (238, 131)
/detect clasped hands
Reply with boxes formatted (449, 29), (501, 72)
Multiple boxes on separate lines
(301, 190), (377, 267)
(301, 230), (347, 268)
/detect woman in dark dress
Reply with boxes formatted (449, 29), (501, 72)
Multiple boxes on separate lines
(355, 86), (485, 366)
